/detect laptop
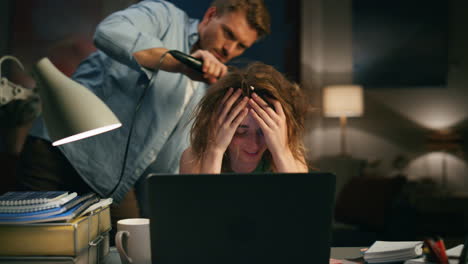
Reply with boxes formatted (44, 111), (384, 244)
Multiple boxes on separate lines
(146, 172), (336, 264)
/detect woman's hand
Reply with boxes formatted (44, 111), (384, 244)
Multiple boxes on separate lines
(208, 88), (249, 154)
(200, 88), (248, 173)
(249, 93), (307, 172)
(248, 93), (288, 156)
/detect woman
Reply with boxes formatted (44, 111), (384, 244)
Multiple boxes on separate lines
(180, 62), (309, 173)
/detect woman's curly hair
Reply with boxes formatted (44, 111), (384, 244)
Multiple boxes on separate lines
(190, 62), (309, 171)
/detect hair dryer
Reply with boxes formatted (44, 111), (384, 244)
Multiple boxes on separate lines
(168, 50), (203, 73)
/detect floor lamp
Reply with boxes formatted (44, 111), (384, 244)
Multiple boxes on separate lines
(323, 85), (364, 156)
(426, 129), (463, 192)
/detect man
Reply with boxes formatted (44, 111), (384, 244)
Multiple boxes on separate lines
(17, 0), (270, 219)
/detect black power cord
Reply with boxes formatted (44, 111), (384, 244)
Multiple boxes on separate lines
(105, 50), (172, 198)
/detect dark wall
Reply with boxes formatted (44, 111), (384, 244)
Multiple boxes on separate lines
(0, 1), (12, 56)
(352, 0), (448, 88)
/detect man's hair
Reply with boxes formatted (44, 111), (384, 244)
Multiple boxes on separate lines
(189, 62), (309, 172)
(210, 0), (271, 39)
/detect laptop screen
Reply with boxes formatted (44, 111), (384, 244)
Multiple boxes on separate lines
(146, 172), (336, 264)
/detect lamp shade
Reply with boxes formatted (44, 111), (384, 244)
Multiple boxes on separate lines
(323, 85), (364, 117)
(34, 58), (121, 146)
(426, 129), (463, 154)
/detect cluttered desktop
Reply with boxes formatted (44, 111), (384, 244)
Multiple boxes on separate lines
(0, 177), (467, 264)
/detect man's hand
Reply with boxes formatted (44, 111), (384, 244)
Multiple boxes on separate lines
(183, 50), (228, 84)
(133, 48), (227, 84)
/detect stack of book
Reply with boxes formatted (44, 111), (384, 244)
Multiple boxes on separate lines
(0, 191), (112, 264)
(404, 244), (465, 263)
(363, 241), (424, 263)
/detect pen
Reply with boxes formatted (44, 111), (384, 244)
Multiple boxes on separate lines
(423, 239), (438, 263)
(424, 237), (449, 264)
(433, 237), (448, 264)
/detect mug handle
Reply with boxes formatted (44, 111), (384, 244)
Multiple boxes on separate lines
(115, 230), (133, 264)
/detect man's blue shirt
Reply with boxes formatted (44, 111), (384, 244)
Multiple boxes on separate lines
(30, 0), (207, 202)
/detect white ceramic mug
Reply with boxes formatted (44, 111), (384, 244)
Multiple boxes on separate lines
(115, 218), (151, 264)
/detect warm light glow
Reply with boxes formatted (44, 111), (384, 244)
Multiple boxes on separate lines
(323, 85), (364, 117)
(365, 90), (467, 131)
(52, 123), (122, 146)
(407, 152), (467, 191)
(416, 108), (463, 130)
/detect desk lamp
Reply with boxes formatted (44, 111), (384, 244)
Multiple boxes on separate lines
(323, 85), (363, 156)
(34, 58), (121, 146)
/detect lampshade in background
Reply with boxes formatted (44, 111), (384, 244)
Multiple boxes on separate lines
(34, 58), (121, 146)
(426, 129), (463, 154)
(323, 85), (364, 156)
(425, 129), (463, 191)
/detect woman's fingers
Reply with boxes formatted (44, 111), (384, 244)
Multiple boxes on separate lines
(251, 92), (269, 108)
(218, 88), (242, 124)
(249, 108), (268, 130)
(249, 97), (276, 128)
(211, 95), (248, 154)
(232, 108), (249, 128)
(225, 96), (249, 125)
(250, 93), (282, 122)
(218, 87), (234, 113)
(268, 98), (285, 118)
(250, 96), (289, 156)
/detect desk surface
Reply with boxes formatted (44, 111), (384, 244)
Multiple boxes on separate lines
(104, 247), (365, 264)
(330, 247), (364, 259)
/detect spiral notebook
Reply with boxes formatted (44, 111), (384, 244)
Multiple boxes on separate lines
(0, 193), (97, 220)
(0, 194), (100, 224)
(0, 192), (77, 213)
(0, 191), (69, 206)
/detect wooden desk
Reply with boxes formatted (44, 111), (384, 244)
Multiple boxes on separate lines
(330, 247), (364, 259)
(103, 247), (366, 264)
(102, 248), (120, 264)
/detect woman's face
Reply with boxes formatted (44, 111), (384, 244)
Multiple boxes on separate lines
(227, 111), (267, 173)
